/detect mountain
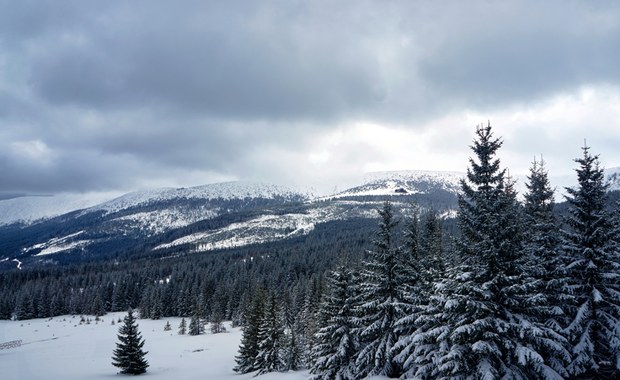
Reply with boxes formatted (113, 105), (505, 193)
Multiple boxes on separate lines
(0, 173), (460, 271)
(1, 168), (618, 271)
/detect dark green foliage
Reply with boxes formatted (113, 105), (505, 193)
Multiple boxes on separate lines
(178, 317), (186, 335)
(562, 146), (620, 378)
(111, 309), (149, 375)
(255, 293), (286, 375)
(188, 314), (203, 336)
(353, 201), (406, 378)
(415, 124), (569, 379)
(234, 288), (266, 374)
(310, 264), (359, 380)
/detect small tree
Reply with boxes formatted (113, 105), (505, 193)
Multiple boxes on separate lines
(163, 321), (171, 331)
(178, 317), (187, 335)
(112, 309), (149, 375)
(189, 314), (203, 336)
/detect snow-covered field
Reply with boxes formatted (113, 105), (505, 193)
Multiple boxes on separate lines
(0, 313), (308, 380)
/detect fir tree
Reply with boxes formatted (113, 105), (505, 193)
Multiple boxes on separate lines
(234, 287), (266, 374)
(163, 321), (171, 331)
(310, 264), (359, 380)
(178, 317), (187, 335)
(416, 123), (567, 379)
(284, 327), (303, 371)
(188, 313), (203, 336)
(523, 158), (567, 329)
(111, 309), (149, 375)
(562, 146), (620, 378)
(394, 211), (447, 378)
(353, 201), (405, 378)
(255, 293), (285, 375)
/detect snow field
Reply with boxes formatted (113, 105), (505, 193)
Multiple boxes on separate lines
(0, 313), (309, 380)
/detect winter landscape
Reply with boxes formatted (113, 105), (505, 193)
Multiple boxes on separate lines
(0, 313), (310, 380)
(2, 1), (620, 380)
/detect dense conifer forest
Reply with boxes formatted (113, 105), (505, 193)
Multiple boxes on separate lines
(2, 123), (620, 379)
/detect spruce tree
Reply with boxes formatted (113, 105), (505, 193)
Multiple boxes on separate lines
(188, 313), (203, 336)
(562, 146), (620, 378)
(415, 123), (567, 379)
(234, 287), (266, 374)
(178, 317), (187, 335)
(310, 264), (359, 380)
(255, 293), (285, 375)
(111, 309), (149, 375)
(353, 201), (405, 378)
(394, 211), (447, 378)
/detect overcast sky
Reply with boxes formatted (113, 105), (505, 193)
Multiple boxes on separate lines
(1, 0), (619, 196)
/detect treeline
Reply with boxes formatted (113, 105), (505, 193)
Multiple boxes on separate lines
(0, 217), (377, 321)
(234, 124), (620, 379)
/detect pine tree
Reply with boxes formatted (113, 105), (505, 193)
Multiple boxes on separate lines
(111, 309), (149, 375)
(163, 321), (171, 331)
(353, 201), (405, 378)
(178, 317), (187, 335)
(562, 145), (620, 378)
(310, 264), (359, 380)
(234, 287), (266, 374)
(255, 293), (285, 375)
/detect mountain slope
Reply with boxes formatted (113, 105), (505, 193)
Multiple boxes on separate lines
(1, 168), (618, 271)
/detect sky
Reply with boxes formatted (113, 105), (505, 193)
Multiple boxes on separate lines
(1, 0), (619, 197)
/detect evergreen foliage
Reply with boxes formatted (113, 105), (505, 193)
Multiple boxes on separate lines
(188, 314), (204, 336)
(111, 309), (149, 375)
(562, 146), (620, 378)
(394, 210), (448, 377)
(178, 317), (186, 335)
(310, 264), (359, 380)
(415, 123), (569, 379)
(234, 287), (266, 374)
(353, 201), (406, 378)
(255, 293), (286, 375)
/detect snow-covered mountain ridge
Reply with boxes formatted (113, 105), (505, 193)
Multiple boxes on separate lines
(90, 181), (311, 215)
(1, 168), (620, 271)
(330, 170), (464, 198)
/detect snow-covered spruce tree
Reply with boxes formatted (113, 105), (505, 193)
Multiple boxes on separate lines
(234, 287), (266, 374)
(111, 309), (149, 375)
(284, 327), (303, 371)
(310, 264), (359, 380)
(394, 210), (448, 378)
(178, 317), (187, 335)
(562, 146), (620, 378)
(522, 158), (569, 331)
(415, 123), (568, 379)
(353, 200), (406, 378)
(255, 293), (286, 375)
(188, 313), (203, 335)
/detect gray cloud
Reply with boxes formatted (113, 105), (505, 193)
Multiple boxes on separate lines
(0, 0), (619, 194)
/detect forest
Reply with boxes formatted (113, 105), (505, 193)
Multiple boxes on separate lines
(1, 123), (620, 379)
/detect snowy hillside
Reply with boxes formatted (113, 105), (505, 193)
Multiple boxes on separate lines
(90, 181), (311, 215)
(329, 170), (464, 198)
(606, 167), (620, 191)
(0, 313), (310, 380)
(0, 192), (119, 226)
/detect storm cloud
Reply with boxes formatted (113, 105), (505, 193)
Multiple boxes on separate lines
(1, 0), (619, 195)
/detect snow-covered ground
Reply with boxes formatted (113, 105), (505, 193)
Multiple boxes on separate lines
(0, 313), (308, 380)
